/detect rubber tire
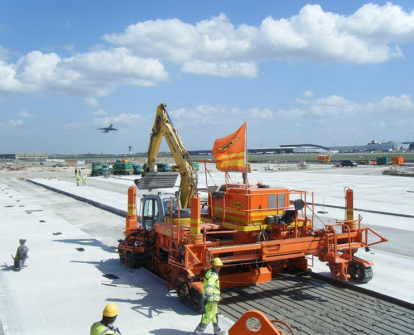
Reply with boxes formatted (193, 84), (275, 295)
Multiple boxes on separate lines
(190, 288), (205, 314)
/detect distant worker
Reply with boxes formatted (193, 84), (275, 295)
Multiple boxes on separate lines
(76, 174), (80, 186)
(74, 167), (78, 175)
(82, 174), (87, 186)
(193, 258), (225, 335)
(90, 303), (122, 335)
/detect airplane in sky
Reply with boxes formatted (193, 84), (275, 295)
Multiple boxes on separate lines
(96, 124), (118, 133)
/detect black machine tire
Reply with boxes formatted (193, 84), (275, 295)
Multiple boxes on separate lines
(349, 264), (373, 283)
(126, 252), (143, 268)
(190, 287), (205, 314)
(173, 277), (189, 303)
(119, 251), (125, 264)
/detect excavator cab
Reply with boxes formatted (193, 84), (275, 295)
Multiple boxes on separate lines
(140, 193), (185, 231)
(141, 196), (160, 232)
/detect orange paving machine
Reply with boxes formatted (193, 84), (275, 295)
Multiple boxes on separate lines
(118, 180), (387, 312)
(118, 108), (387, 312)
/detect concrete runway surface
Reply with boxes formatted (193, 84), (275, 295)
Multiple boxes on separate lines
(1, 163), (413, 334)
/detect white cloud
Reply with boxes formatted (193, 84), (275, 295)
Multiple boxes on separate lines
(103, 3), (414, 78)
(92, 109), (107, 116)
(393, 117), (414, 127)
(277, 108), (308, 118)
(0, 45), (10, 61)
(64, 44), (76, 54)
(181, 61), (258, 77)
(63, 122), (84, 130)
(84, 97), (99, 107)
(92, 113), (144, 127)
(295, 98), (311, 105)
(303, 91), (314, 97)
(371, 120), (387, 129)
(0, 48), (168, 95)
(8, 119), (24, 127)
(168, 105), (275, 128)
(16, 110), (34, 118)
(309, 94), (414, 116)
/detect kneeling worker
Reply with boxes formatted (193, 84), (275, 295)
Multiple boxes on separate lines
(91, 303), (122, 335)
(193, 257), (225, 335)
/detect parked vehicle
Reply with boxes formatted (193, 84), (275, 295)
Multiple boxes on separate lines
(91, 162), (110, 176)
(340, 160), (358, 167)
(317, 155), (331, 163)
(144, 162), (172, 172)
(133, 164), (144, 175)
(113, 160), (134, 175)
(376, 156), (391, 165)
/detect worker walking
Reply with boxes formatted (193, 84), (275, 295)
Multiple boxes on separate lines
(193, 258), (225, 335)
(82, 174), (87, 186)
(76, 173), (80, 186)
(90, 303), (122, 335)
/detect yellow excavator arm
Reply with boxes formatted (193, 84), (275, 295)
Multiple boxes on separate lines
(144, 103), (198, 208)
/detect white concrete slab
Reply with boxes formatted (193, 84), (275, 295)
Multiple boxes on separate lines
(0, 181), (233, 335)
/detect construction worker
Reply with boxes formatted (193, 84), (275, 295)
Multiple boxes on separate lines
(76, 173), (80, 186)
(193, 257), (225, 335)
(90, 303), (122, 335)
(74, 167), (78, 175)
(82, 174), (87, 186)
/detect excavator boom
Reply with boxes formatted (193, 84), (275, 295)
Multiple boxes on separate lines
(138, 104), (198, 208)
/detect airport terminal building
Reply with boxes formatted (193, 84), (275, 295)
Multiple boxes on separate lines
(0, 153), (48, 160)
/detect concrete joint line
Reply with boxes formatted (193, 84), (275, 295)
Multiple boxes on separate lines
(27, 179), (127, 218)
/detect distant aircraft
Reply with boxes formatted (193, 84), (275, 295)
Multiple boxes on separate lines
(96, 124), (118, 133)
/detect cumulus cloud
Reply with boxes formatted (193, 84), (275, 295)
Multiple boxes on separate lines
(103, 3), (414, 78)
(168, 105), (275, 128)
(393, 117), (414, 127)
(182, 61), (258, 77)
(16, 110), (34, 118)
(0, 48), (168, 95)
(92, 113), (144, 127)
(8, 119), (24, 127)
(84, 97), (99, 107)
(309, 94), (414, 116)
(295, 98), (311, 105)
(92, 109), (108, 116)
(277, 108), (308, 118)
(64, 44), (76, 54)
(303, 91), (314, 97)
(0, 45), (10, 61)
(63, 122), (84, 130)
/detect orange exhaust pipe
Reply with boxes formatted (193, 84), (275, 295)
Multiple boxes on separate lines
(345, 187), (353, 221)
(189, 195), (202, 244)
(126, 186), (137, 233)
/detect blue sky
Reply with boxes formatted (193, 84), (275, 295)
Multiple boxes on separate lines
(1, 1), (414, 154)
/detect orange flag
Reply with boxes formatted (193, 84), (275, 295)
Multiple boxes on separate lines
(212, 123), (246, 172)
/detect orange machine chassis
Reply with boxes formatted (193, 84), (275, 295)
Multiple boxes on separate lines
(118, 184), (387, 313)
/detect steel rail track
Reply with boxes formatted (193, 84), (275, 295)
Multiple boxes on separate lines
(220, 273), (414, 335)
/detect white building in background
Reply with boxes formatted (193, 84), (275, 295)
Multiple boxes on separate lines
(366, 140), (405, 152)
(0, 153), (48, 160)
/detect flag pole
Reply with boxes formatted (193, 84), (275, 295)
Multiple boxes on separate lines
(243, 122), (248, 186)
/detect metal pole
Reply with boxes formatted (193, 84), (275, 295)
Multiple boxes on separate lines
(243, 122), (248, 186)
